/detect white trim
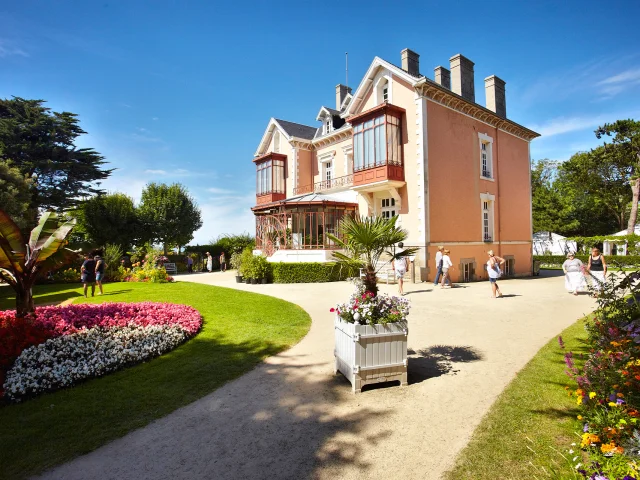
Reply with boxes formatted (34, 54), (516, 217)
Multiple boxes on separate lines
(342, 144), (353, 175)
(319, 151), (335, 163)
(374, 73), (393, 105)
(342, 56), (423, 118)
(480, 192), (495, 201)
(478, 132), (494, 180)
(339, 92), (353, 111)
(291, 147), (298, 191)
(315, 106), (335, 122)
(480, 194), (495, 243)
(415, 93), (428, 266)
(254, 118), (292, 157)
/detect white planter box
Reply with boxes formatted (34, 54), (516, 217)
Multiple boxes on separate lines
(334, 316), (408, 393)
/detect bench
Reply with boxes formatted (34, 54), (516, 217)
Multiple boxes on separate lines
(164, 263), (177, 274)
(359, 264), (396, 284)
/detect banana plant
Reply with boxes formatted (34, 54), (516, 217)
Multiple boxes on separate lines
(0, 209), (77, 317)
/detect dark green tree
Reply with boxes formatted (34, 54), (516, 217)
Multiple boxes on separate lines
(138, 183), (203, 254)
(0, 97), (112, 217)
(531, 159), (575, 235)
(595, 119), (640, 234)
(0, 156), (36, 229)
(76, 193), (139, 251)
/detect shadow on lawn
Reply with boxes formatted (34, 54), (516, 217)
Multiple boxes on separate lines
(407, 345), (484, 384)
(15, 333), (390, 480)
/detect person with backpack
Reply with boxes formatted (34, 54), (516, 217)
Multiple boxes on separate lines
(487, 250), (505, 298)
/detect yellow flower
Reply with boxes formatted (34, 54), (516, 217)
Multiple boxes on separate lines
(578, 396), (585, 405)
(609, 402), (617, 407)
(589, 392), (597, 399)
(577, 415), (583, 420)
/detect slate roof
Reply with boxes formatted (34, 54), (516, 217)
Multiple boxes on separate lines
(274, 119), (318, 140)
(322, 106), (341, 116)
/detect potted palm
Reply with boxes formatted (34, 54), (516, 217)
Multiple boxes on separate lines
(230, 251), (243, 283)
(328, 216), (417, 393)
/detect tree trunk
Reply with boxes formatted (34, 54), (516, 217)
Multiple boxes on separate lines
(163, 243), (168, 255)
(364, 264), (378, 297)
(627, 177), (640, 235)
(15, 281), (34, 317)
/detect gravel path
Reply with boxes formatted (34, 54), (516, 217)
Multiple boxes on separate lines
(39, 271), (595, 480)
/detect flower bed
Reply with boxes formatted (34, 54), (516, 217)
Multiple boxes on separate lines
(1, 302), (202, 401)
(562, 271), (640, 479)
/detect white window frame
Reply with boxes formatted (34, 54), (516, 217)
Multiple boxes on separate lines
(380, 197), (397, 219)
(273, 131), (280, 153)
(323, 117), (333, 135)
(324, 161), (333, 183)
(374, 73), (392, 105)
(478, 133), (494, 181)
(480, 193), (495, 242)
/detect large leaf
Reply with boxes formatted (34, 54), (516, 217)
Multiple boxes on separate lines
(0, 208), (26, 255)
(33, 218), (77, 264)
(36, 248), (80, 277)
(29, 211), (63, 250)
(0, 267), (17, 286)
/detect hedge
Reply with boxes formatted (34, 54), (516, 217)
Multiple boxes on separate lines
(534, 254), (640, 267)
(270, 262), (358, 283)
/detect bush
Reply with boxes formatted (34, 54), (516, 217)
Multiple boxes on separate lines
(230, 251), (242, 271)
(534, 254), (640, 267)
(49, 268), (81, 283)
(238, 248), (255, 279)
(252, 255), (271, 280)
(271, 262), (358, 283)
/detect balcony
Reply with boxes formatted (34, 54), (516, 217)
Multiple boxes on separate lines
(256, 192), (287, 205)
(293, 173), (353, 196)
(353, 161), (404, 188)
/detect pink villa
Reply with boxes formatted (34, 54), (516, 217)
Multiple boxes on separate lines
(251, 48), (540, 282)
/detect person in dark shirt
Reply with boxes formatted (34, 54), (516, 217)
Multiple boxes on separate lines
(94, 254), (106, 295)
(81, 253), (97, 298)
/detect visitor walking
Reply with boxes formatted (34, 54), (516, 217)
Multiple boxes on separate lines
(587, 247), (607, 297)
(206, 252), (213, 272)
(219, 251), (227, 272)
(185, 255), (193, 273)
(562, 252), (585, 296)
(393, 242), (408, 296)
(433, 246), (445, 286)
(94, 253), (105, 296)
(440, 249), (453, 289)
(487, 250), (505, 298)
(81, 253), (97, 298)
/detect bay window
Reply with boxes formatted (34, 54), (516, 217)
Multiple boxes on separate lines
(255, 153), (286, 197)
(351, 104), (404, 172)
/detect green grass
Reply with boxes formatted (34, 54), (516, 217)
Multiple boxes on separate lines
(0, 282), (311, 480)
(443, 318), (590, 479)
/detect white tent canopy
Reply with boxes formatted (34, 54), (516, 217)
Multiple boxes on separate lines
(603, 226), (640, 255)
(533, 231), (577, 255)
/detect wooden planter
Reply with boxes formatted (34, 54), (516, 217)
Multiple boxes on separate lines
(334, 316), (408, 393)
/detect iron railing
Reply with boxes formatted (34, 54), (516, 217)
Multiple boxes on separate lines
(293, 173), (353, 196)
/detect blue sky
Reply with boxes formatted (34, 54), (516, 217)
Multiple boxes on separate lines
(1, 0), (639, 243)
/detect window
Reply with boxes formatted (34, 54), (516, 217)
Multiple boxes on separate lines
(479, 133), (494, 179)
(256, 158), (285, 195)
(383, 86), (388, 102)
(352, 106), (403, 172)
(504, 257), (515, 277)
(461, 259), (475, 282)
(325, 161), (333, 183)
(381, 198), (396, 218)
(480, 194), (495, 242)
(324, 117), (333, 135)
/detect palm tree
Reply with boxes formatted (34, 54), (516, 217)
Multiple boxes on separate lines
(0, 209), (77, 316)
(329, 215), (417, 297)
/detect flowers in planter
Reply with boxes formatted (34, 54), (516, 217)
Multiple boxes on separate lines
(1, 302), (202, 400)
(330, 280), (410, 326)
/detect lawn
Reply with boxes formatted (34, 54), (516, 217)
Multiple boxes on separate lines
(443, 318), (589, 479)
(0, 282), (311, 480)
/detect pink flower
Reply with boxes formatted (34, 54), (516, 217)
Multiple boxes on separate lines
(330, 307), (335, 313)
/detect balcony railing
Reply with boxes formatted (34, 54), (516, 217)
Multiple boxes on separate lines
(293, 173), (353, 196)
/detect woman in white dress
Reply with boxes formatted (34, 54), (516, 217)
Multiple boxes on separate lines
(487, 250), (505, 298)
(440, 249), (453, 289)
(562, 252), (585, 295)
(393, 242), (408, 296)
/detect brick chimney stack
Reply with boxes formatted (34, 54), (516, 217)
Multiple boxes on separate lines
(401, 48), (420, 76)
(336, 84), (352, 110)
(485, 75), (506, 118)
(450, 54), (475, 102)
(434, 66), (451, 89)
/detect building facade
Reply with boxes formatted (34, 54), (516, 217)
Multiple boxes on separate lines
(251, 48), (540, 282)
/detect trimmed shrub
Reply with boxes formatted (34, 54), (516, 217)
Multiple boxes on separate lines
(534, 254), (640, 267)
(271, 262), (358, 283)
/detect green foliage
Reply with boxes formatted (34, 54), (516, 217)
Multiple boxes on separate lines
(49, 268), (81, 283)
(238, 248), (255, 279)
(0, 158), (35, 229)
(211, 233), (255, 256)
(531, 159), (577, 235)
(137, 183), (203, 253)
(0, 209), (78, 315)
(251, 255), (271, 280)
(75, 193), (138, 250)
(230, 251), (243, 271)
(0, 97), (112, 215)
(270, 262), (358, 283)
(103, 244), (123, 280)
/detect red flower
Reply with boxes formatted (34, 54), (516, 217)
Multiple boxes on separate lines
(330, 308), (335, 313)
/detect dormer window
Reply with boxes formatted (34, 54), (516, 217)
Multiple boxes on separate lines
(324, 118), (333, 135)
(383, 86), (388, 102)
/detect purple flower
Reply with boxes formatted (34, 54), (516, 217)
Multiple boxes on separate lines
(609, 394), (616, 402)
(564, 352), (574, 369)
(558, 336), (565, 349)
(617, 398), (626, 405)
(583, 422), (589, 432)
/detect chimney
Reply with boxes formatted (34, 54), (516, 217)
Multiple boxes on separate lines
(485, 75), (506, 118)
(401, 48), (420, 76)
(335, 84), (352, 110)
(434, 66), (451, 89)
(449, 54), (475, 102)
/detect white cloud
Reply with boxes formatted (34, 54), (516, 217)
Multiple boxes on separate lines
(0, 39), (28, 58)
(145, 169), (167, 175)
(596, 68), (640, 98)
(100, 175), (148, 203)
(206, 187), (235, 194)
(191, 192), (255, 244)
(530, 111), (640, 138)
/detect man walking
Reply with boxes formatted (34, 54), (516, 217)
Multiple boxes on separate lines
(219, 251), (227, 272)
(433, 246), (445, 286)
